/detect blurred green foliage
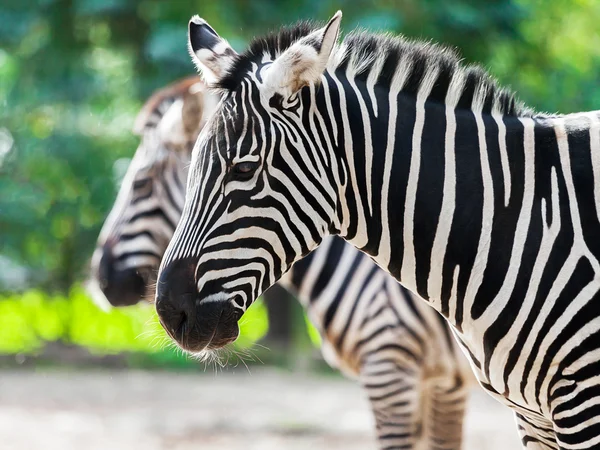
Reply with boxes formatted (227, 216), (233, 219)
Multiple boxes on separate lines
(0, 0), (599, 358)
(0, 285), (268, 354)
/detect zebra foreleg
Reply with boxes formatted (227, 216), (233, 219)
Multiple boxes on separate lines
(422, 372), (468, 450)
(360, 358), (424, 450)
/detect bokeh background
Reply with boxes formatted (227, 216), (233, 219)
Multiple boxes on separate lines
(0, 0), (599, 448)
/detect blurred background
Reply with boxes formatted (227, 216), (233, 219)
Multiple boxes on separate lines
(0, 0), (599, 448)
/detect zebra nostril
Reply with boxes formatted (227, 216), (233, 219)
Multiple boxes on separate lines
(168, 293), (197, 338)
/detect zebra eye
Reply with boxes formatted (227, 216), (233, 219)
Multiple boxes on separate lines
(132, 178), (150, 190)
(231, 161), (259, 180)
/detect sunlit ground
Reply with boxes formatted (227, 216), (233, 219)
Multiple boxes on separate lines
(0, 368), (521, 450)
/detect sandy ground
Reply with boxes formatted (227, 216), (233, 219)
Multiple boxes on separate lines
(0, 368), (522, 449)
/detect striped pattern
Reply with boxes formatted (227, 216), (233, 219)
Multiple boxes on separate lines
(158, 15), (600, 449)
(97, 79), (470, 449)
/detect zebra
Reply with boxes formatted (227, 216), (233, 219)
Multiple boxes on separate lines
(89, 76), (213, 306)
(92, 76), (471, 449)
(155, 11), (600, 449)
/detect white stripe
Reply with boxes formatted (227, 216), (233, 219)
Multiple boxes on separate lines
(376, 55), (413, 269)
(235, 82), (250, 159)
(365, 51), (385, 118)
(462, 86), (496, 320)
(400, 66), (439, 292)
(448, 265), (460, 330)
(427, 70), (464, 309)
(493, 112), (511, 207)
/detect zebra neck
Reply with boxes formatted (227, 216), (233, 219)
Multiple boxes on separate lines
(282, 237), (340, 302)
(322, 72), (599, 327)
(281, 237), (364, 333)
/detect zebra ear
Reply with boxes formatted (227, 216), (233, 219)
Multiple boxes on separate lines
(188, 16), (238, 85)
(182, 83), (220, 140)
(181, 83), (206, 140)
(264, 11), (342, 95)
(157, 86), (204, 148)
(157, 99), (190, 147)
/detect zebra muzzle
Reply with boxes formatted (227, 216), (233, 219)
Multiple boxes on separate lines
(157, 295), (241, 353)
(155, 258), (242, 352)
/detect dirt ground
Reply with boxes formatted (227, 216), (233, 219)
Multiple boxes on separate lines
(0, 368), (522, 449)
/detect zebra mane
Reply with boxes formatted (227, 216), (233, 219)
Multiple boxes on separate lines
(217, 22), (532, 117)
(133, 76), (203, 135)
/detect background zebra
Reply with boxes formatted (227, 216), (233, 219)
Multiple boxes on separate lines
(156, 12), (600, 449)
(92, 77), (471, 449)
(281, 237), (469, 449)
(89, 77), (212, 306)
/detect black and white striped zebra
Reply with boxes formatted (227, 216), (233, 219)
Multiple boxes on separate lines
(155, 12), (600, 449)
(92, 77), (470, 449)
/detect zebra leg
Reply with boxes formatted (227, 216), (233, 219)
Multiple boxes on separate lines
(515, 413), (559, 449)
(360, 357), (424, 449)
(422, 372), (467, 450)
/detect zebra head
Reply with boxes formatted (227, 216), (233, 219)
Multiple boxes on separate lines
(155, 13), (344, 353)
(90, 77), (212, 307)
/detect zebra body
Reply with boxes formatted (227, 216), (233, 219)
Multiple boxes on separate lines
(93, 78), (469, 449)
(156, 13), (600, 449)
